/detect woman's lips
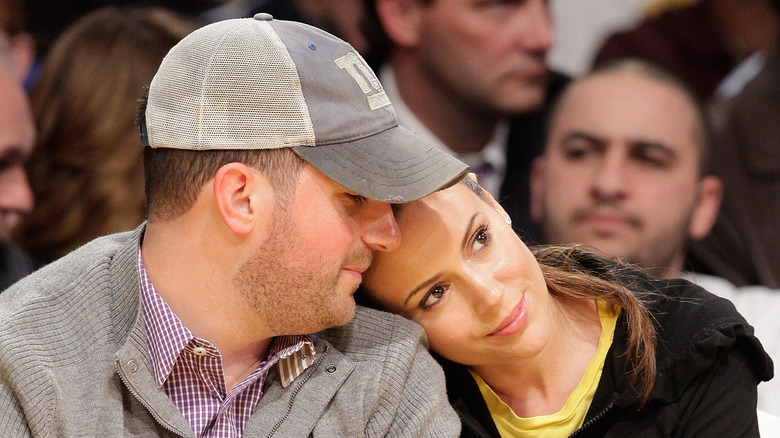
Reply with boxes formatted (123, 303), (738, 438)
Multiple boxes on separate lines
(488, 295), (527, 337)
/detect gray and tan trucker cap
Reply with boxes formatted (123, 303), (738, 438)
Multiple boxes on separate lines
(142, 13), (468, 202)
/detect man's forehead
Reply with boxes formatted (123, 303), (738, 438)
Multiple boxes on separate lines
(550, 75), (700, 155)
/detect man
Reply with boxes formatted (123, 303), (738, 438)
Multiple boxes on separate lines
(363, 0), (567, 241)
(531, 59), (723, 279)
(0, 15), (468, 436)
(0, 65), (35, 290)
(530, 59), (779, 417)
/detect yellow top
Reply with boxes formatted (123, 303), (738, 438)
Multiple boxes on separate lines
(471, 301), (619, 437)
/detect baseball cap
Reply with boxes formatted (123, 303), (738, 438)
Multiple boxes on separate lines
(142, 13), (468, 202)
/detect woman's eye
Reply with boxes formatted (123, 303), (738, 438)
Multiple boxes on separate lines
(421, 284), (447, 309)
(472, 226), (490, 251)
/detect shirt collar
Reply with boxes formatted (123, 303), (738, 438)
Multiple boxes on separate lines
(136, 239), (315, 389)
(380, 64), (509, 196)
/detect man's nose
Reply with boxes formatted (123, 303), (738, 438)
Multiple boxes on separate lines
(360, 200), (401, 252)
(511, 0), (554, 54)
(590, 154), (628, 201)
(0, 166), (34, 213)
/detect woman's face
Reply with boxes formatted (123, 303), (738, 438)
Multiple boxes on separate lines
(363, 182), (554, 366)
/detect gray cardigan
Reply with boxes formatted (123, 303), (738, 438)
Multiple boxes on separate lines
(0, 227), (459, 437)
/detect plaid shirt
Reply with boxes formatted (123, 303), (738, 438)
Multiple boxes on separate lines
(137, 247), (315, 437)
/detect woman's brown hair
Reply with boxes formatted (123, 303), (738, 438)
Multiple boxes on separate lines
(532, 245), (657, 406)
(15, 7), (196, 263)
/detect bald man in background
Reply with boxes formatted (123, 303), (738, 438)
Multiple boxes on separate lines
(531, 59), (779, 416)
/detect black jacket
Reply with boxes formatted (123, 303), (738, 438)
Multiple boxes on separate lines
(438, 261), (773, 437)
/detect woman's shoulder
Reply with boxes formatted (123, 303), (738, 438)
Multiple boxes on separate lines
(622, 273), (772, 382)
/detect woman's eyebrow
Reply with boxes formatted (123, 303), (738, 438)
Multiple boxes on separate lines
(402, 212), (479, 307)
(404, 273), (443, 307)
(461, 213), (478, 250)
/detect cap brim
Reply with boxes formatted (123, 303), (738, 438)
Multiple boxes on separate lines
(292, 124), (468, 203)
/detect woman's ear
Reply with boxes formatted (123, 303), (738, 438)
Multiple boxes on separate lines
(482, 187), (510, 220)
(470, 173), (510, 220)
(212, 163), (275, 236)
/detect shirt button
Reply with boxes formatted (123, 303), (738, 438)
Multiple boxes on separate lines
(326, 365), (337, 374)
(193, 346), (208, 356)
(126, 359), (138, 373)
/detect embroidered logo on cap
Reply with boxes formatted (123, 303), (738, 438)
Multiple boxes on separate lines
(335, 52), (391, 110)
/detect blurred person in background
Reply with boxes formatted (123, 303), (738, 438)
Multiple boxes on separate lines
(14, 6), (197, 265)
(689, 0), (780, 290)
(0, 0), (35, 83)
(593, 0), (779, 102)
(531, 59), (722, 280)
(0, 63), (35, 290)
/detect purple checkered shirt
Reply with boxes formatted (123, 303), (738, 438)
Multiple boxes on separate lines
(137, 246), (315, 437)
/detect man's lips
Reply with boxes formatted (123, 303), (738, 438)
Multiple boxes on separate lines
(584, 214), (631, 231)
(521, 65), (547, 82)
(488, 295), (527, 337)
(342, 266), (368, 281)
(573, 209), (642, 234)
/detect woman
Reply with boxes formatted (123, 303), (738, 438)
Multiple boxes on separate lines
(14, 7), (196, 264)
(360, 177), (772, 437)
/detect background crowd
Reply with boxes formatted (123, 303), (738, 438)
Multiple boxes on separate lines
(1, 0), (779, 431)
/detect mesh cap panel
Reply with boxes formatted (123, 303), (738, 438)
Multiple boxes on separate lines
(146, 20), (315, 150)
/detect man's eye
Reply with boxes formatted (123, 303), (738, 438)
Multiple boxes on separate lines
(0, 159), (13, 173)
(633, 150), (672, 169)
(346, 193), (367, 205)
(562, 145), (596, 161)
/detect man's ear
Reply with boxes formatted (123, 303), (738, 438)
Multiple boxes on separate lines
(529, 157), (546, 224)
(376, 0), (425, 48)
(212, 163), (275, 236)
(688, 175), (723, 240)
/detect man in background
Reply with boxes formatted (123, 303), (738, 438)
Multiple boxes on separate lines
(0, 64), (35, 290)
(363, 0), (567, 241)
(531, 59), (722, 279)
(530, 59), (778, 416)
